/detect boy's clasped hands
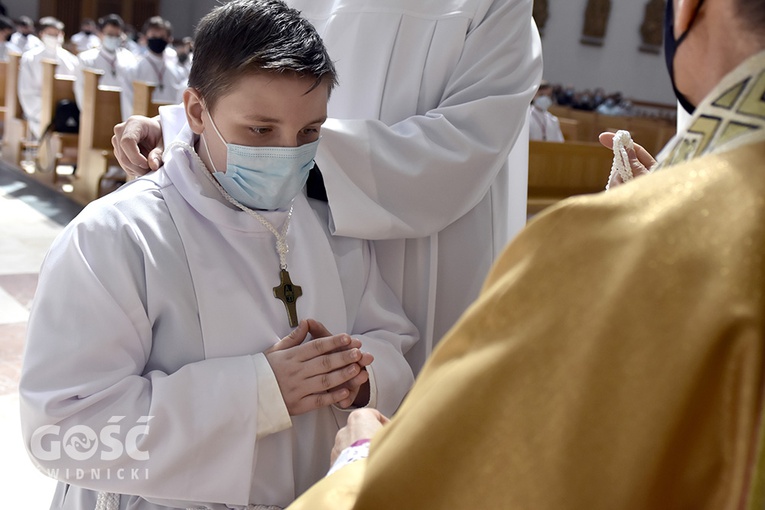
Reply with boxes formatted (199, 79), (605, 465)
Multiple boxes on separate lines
(266, 319), (374, 414)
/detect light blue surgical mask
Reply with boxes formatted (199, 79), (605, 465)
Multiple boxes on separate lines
(102, 35), (122, 53)
(201, 109), (318, 211)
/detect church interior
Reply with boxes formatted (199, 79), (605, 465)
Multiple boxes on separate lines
(0, 0), (684, 506)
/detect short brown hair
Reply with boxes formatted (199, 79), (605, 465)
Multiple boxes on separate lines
(142, 16), (171, 37)
(188, 0), (337, 112)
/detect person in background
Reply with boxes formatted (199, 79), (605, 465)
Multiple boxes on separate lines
(18, 16), (78, 139)
(172, 36), (192, 81)
(11, 16), (41, 54)
(74, 14), (137, 122)
(555, 83), (576, 106)
(596, 91), (634, 116)
(0, 14), (21, 61)
(122, 23), (143, 57)
(591, 86), (607, 109)
(70, 17), (100, 53)
(528, 80), (564, 142)
(572, 88), (596, 110)
(289, 0), (765, 507)
(132, 16), (186, 104)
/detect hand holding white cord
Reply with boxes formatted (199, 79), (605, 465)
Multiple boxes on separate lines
(599, 131), (657, 190)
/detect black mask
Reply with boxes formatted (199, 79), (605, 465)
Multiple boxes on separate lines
(5, 33), (11, 42)
(147, 37), (168, 54)
(664, 0), (705, 115)
(83, 30), (93, 36)
(177, 52), (189, 64)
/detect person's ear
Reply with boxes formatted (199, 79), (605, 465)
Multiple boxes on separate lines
(674, 0), (702, 39)
(184, 87), (205, 135)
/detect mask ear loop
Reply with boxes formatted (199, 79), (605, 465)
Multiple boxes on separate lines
(204, 106), (228, 146)
(194, 93), (226, 174)
(199, 127), (221, 174)
(665, 0), (706, 114)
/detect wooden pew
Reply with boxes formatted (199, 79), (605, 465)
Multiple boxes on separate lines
(548, 105), (676, 155)
(72, 68), (123, 205)
(132, 80), (173, 117)
(558, 117), (579, 141)
(549, 106), (598, 143)
(1, 52), (28, 167)
(0, 60), (7, 128)
(32, 59), (78, 188)
(527, 140), (613, 215)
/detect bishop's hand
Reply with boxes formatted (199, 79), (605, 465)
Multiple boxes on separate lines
(265, 319), (371, 415)
(599, 131), (656, 189)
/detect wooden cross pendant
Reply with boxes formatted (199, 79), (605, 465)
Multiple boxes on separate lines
(273, 269), (302, 327)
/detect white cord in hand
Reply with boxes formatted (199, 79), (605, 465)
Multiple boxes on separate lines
(606, 130), (634, 190)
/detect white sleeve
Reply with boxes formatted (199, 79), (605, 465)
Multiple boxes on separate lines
(19, 205), (285, 507)
(318, 0), (542, 239)
(252, 353), (292, 439)
(342, 240), (419, 416)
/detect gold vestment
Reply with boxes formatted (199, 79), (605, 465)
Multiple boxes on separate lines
(288, 51), (765, 510)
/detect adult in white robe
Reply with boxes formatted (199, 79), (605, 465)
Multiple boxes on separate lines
(74, 45), (137, 121)
(158, 0), (543, 373)
(20, 124), (418, 509)
(18, 42), (79, 139)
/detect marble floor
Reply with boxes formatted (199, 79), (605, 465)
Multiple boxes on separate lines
(0, 161), (83, 508)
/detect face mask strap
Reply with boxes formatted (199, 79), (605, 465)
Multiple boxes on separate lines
(675, 0), (706, 47)
(204, 107), (228, 147)
(197, 95), (227, 174)
(665, 0), (706, 114)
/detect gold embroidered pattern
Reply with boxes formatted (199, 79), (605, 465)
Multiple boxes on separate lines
(658, 51), (765, 170)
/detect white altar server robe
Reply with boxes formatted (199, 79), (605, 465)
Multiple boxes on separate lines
(20, 127), (417, 510)
(132, 51), (186, 105)
(161, 0), (542, 373)
(18, 45), (79, 138)
(74, 47), (138, 121)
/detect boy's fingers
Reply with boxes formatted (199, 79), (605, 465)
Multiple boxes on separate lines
(302, 351), (363, 389)
(357, 352), (374, 368)
(266, 320), (309, 354)
(304, 362), (361, 394)
(301, 334), (353, 360)
(294, 388), (350, 415)
(306, 318), (332, 339)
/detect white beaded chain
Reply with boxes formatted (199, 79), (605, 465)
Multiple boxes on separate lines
(95, 491), (119, 510)
(606, 129), (635, 190)
(96, 493), (282, 510)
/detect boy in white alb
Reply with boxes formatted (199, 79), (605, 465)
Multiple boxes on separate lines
(74, 14), (138, 121)
(19, 2), (417, 509)
(17, 16), (79, 139)
(131, 16), (186, 104)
